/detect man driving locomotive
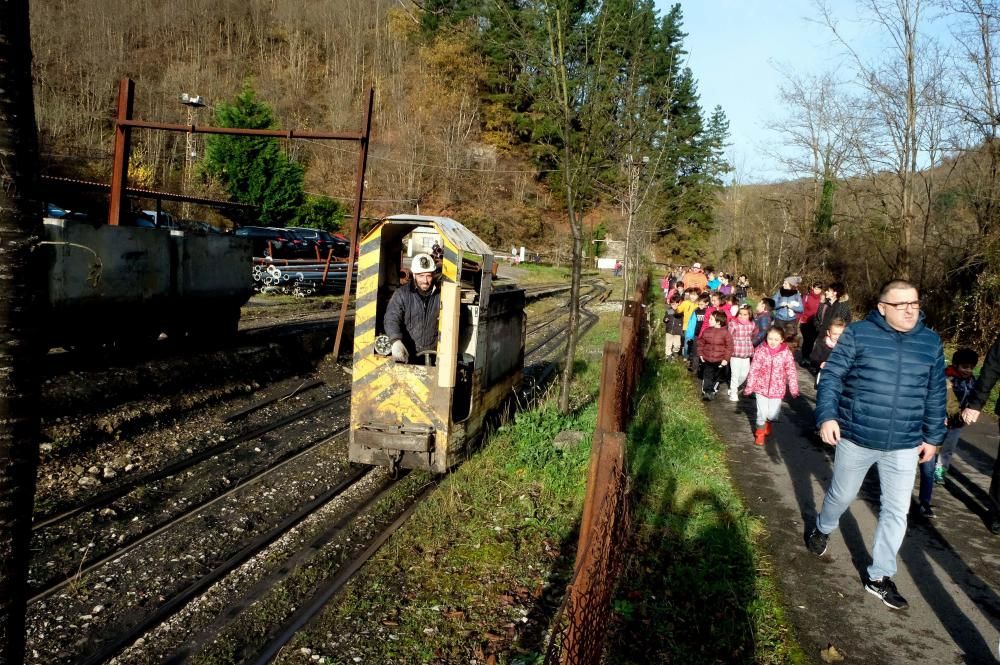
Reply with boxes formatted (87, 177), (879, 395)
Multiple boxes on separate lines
(384, 252), (441, 363)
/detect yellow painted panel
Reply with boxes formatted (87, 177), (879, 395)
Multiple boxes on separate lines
(404, 372), (431, 403)
(437, 282), (460, 388)
(355, 299), (378, 327)
(352, 354), (383, 383)
(366, 371), (396, 399)
(379, 391), (433, 425)
(358, 248), (379, 273)
(356, 274), (379, 300)
(442, 259), (457, 282)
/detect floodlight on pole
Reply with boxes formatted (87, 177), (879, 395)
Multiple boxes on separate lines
(179, 93), (207, 219)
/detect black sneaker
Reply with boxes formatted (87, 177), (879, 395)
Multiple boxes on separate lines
(865, 576), (908, 610)
(917, 503), (935, 519)
(806, 528), (828, 556)
(990, 519), (1000, 535)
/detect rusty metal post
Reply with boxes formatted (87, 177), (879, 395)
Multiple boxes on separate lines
(562, 430), (627, 665)
(332, 87), (373, 359)
(107, 78), (135, 226)
(320, 248), (333, 287)
(577, 342), (620, 564)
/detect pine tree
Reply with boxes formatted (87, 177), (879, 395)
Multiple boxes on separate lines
(201, 84), (305, 226)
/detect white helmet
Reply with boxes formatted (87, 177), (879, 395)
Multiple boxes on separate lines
(411, 253), (436, 275)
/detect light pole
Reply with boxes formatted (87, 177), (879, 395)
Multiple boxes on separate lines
(179, 92), (206, 220)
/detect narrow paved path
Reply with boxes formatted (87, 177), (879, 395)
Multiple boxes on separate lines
(705, 365), (1000, 665)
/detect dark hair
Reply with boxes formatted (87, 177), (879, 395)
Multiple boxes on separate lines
(676, 281), (685, 288)
(711, 311), (728, 326)
(709, 291), (722, 301)
(669, 293), (683, 304)
(698, 293), (711, 304)
(879, 279), (917, 299)
(705, 265), (715, 273)
(729, 294), (740, 305)
(761, 297), (775, 312)
(828, 317), (847, 330)
(812, 281), (824, 289)
(953, 348), (979, 367)
(828, 281), (846, 298)
(765, 326), (785, 340)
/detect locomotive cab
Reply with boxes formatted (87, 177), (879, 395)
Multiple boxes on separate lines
(349, 215), (525, 473)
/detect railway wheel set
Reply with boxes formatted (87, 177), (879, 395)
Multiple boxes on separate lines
(28, 216), (608, 664)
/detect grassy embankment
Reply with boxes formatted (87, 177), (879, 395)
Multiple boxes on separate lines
(275, 298), (802, 664)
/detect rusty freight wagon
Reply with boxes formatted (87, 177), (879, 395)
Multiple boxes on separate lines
(349, 215), (526, 473)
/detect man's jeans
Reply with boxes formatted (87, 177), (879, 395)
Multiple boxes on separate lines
(816, 438), (919, 580)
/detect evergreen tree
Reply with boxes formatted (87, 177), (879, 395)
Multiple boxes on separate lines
(202, 84), (305, 226)
(292, 194), (347, 232)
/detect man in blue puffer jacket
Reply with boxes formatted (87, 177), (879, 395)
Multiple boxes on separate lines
(807, 280), (946, 611)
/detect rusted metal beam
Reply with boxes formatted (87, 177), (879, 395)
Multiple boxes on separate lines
(116, 119), (363, 141)
(107, 79), (135, 226)
(42, 175), (255, 209)
(332, 87), (374, 360)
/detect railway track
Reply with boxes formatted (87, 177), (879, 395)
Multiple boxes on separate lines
(25, 281), (607, 665)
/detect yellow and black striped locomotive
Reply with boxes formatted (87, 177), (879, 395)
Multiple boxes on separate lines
(349, 215), (526, 473)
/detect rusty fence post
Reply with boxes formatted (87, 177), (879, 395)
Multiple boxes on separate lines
(577, 342), (620, 563)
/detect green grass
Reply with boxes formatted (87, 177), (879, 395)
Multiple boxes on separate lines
(603, 345), (805, 664)
(503, 262), (604, 286)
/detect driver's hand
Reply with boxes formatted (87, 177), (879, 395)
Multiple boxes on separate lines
(391, 340), (408, 363)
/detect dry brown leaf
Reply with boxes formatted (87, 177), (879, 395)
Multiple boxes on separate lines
(486, 656), (497, 665)
(820, 643), (845, 663)
(443, 610), (466, 621)
(484, 631), (504, 641)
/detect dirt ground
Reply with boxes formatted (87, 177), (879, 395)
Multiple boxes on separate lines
(704, 365), (1000, 665)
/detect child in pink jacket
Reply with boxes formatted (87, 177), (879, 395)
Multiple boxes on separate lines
(744, 327), (800, 446)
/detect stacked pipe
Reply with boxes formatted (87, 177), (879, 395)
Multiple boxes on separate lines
(251, 261), (357, 297)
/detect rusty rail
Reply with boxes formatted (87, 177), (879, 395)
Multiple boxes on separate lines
(545, 276), (650, 665)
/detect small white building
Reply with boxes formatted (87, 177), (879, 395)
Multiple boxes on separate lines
(406, 227), (442, 257)
(595, 239), (625, 270)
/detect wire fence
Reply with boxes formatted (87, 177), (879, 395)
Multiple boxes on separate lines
(545, 276), (650, 665)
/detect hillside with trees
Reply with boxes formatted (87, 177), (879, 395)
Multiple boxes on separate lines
(30, 0), (729, 265)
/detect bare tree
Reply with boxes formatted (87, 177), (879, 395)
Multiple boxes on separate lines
(0, 0), (44, 662)
(818, 0), (939, 278)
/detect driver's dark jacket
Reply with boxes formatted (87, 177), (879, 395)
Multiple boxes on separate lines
(384, 280), (440, 354)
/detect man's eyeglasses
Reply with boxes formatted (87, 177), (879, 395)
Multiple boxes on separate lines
(880, 301), (921, 311)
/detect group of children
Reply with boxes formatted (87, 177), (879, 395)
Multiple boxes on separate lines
(664, 277), (807, 446)
(663, 267), (986, 519)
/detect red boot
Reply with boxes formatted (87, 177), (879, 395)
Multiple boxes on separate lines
(754, 428), (767, 446)
(764, 422), (773, 436)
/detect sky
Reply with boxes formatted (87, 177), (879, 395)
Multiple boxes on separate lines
(664, 0), (949, 183)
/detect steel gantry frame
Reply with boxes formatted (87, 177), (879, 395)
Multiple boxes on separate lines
(107, 78), (373, 358)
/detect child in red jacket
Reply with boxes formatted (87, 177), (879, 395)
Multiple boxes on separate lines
(699, 311), (733, 401)
(744, 327), (800, 445)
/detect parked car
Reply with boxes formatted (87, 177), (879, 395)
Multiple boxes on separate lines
(142, 210), (179, 229)
(289, 227), (351, 258)
(234, 226), (308, 258)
